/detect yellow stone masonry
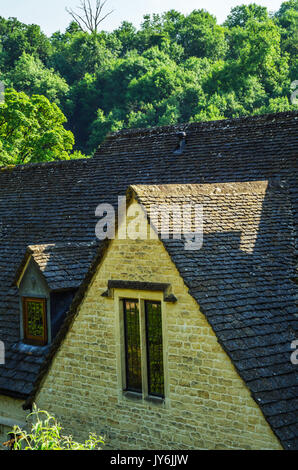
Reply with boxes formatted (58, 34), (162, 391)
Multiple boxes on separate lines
(35, 208), (282, 450)
(0, 396), (27, 449)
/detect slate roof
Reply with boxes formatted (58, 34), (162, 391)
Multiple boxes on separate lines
(0, 111), (297, 449)
(15, 242), (98, 291)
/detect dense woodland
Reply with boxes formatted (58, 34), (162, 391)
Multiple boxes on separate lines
(0, 1), (297, 165)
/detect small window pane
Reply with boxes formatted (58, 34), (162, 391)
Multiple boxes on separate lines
(145, 301), (164, 397)
(23, 298), (47, 345)
(123, 299), (142, 393)
(27, 301), (44, 337)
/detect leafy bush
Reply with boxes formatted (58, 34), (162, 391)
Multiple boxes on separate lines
(6, 405), (104, 450)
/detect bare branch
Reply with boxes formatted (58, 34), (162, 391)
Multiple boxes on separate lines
(87, 0), (94, 25)
(94, 0), (114, 29)
(66, 0), (114, 33)
(81, 0), (93, 31)
(65, 7), (90, 32)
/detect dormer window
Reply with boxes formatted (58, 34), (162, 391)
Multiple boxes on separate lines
(14, 243), (96, 348)
(22, 297), (47, 346)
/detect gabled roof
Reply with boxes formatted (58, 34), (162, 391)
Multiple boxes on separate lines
(0, 111), (297, 448)
(15, 242), (98, 291)
(130, 183), (297, 449)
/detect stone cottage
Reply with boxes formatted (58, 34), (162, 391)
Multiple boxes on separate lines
(0, 112), (297, 450)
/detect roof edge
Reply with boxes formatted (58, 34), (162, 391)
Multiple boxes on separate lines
(0, 388), (28, 401)
(95, 111), (298, 150)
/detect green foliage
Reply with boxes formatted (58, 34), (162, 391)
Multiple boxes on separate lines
(212, 14), (291, 103)
(177, 9), (228, 60)
(4, 53), (69, 105)
(0, 17), (51, 69)
(112, 21), (138, 56)
(0, 88), (74, 165)
(255, 96), (294, 114)
(274, 0), (298, 80)
(224, 3), (269, 29)
(50, 30), (119, 84)
(0, 2), (296, 160)
(87, 108), (124, 152)
(8, 405), (104, 450)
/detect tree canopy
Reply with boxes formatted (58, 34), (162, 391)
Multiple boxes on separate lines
(0, 88), (74, 165)
(0, 1), (296, 164)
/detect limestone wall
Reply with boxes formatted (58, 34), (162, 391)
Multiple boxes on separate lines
(35, 223), (281, 450)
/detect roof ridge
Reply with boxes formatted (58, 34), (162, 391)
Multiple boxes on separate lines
(130, 181), (269, 196)
(28, 241), (98, 253)
(97, 111), (298, 144)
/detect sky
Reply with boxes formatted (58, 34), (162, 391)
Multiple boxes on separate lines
(0, 0), (285, 36)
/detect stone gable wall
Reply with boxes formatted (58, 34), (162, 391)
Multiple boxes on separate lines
(35, 212), (281, 450)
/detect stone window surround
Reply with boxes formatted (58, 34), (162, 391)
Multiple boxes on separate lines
(111, 285), (171, 409)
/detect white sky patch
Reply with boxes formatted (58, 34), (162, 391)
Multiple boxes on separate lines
(0, 0), (285, 36)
